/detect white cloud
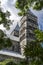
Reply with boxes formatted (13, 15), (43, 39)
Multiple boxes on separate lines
(0, 24), (5, 30)
(1, 0), (21, 21)
(1, 0), (7, 5)
(0, 0), (21, 32)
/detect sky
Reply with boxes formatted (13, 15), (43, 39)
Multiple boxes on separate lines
(0, 0), (43, 34)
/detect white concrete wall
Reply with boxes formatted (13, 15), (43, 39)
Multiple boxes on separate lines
(20, 39), (27, 55)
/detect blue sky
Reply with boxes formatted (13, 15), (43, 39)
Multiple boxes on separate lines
(31, 9), (43, 30)
(0, 0), (43, 33)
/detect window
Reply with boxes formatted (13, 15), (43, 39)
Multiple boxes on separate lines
(27, 32), (35, 39)
(27, 18), (37, 25)
(14, 31), (19, 37)
(12, 46), (14, 51)
(20, 27), (26, 35)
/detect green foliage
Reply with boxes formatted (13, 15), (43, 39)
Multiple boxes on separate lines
(23, 29), (43, 65)
(0, 29), (12, 49)
(0, 59), (17, 65)
(0, 9), (12, 29)
(0, 2), (13, 49)
(16, 0), (43, 16)
(33, 1), (43, 10)
(0, 29), (5, 38)
(0, 1), (43, 65)
(19, 60), (28, 65)
(24, 43), (43, 65)
(24, 42), (43, 57)
(6, 61), (17, 65)
(30, 58), (43, 65)
(0, 9), (12, 49)
(35, 29), (43, 42)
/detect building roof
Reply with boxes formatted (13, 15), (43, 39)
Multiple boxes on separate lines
(14, 23), (20, 31)
(27, 9), (37, 18)
(0, 50), (25, 59)
(20, 9), (37, 22)
(11, 23), (20, 35)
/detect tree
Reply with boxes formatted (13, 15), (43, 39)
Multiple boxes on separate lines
(34, 29), (43, 42)
(16, 29), (43, 65)
(6, 61), (17, 65)
(21, 29), (43, 65)
(0, 2), (12, 49)
(0, 29), (12, 49)
(0, 2), (14, 64)
(0, 8), (12, 29)
(15, 0), (43, 16)
(0, 59), (17, 65)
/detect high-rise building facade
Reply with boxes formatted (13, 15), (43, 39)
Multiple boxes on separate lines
(20, 10), (38, 55)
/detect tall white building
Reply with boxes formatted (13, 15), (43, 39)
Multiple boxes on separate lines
(20, 10), (38, 55)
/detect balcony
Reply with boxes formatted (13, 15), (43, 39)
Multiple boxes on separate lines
(20, 21), (27, 31)
(20, 34), (26, 42)
(27, 14), (37, 22)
